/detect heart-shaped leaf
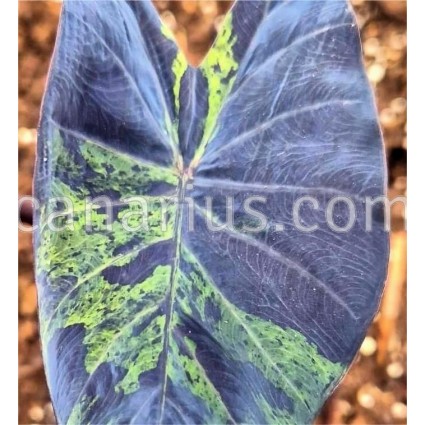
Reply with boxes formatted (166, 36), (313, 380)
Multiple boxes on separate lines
(34, 0), (389, 423)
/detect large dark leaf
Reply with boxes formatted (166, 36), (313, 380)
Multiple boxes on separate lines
(34, 0), (388, 423)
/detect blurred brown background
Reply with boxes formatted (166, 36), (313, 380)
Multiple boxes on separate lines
(18, 1), (407, 424)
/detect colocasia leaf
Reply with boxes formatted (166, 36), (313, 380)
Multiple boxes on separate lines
(34, 1), (389, 424)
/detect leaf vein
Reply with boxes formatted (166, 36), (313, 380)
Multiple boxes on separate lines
(194, 205), (358, 320)
(202, 99), (362, 161)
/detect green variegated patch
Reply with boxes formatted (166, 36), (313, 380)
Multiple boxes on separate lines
(193, 13), (239, 166)
(171, 51), (188, 115)
(178, 247), (344, 424)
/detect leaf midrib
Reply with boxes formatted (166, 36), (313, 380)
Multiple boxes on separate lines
(158, 176), (188, 422)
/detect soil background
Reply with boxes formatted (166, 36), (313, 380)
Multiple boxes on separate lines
(18, 1), (407, 424)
